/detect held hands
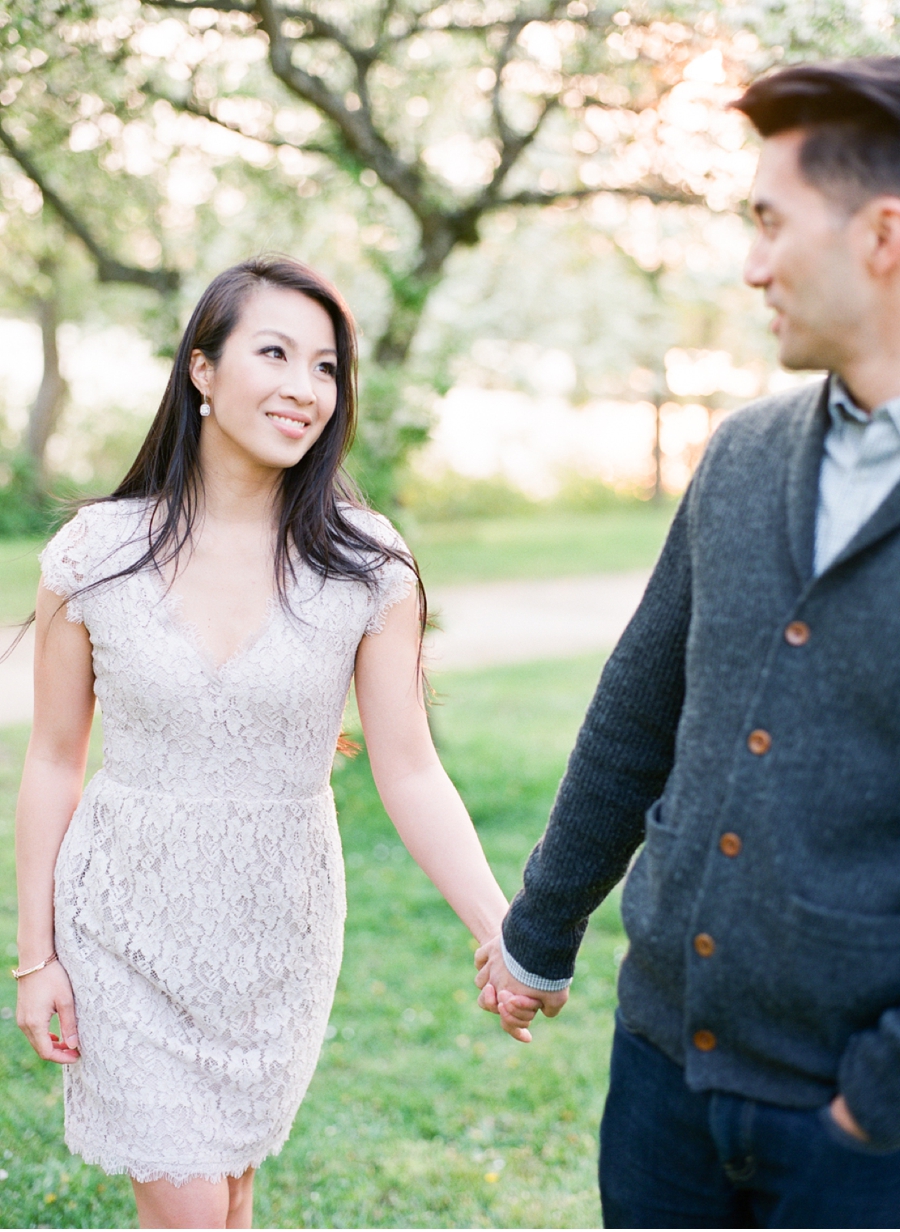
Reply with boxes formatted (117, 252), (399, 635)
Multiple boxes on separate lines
(16, 962), (80, 1064)
(474, 934), (568, 1043)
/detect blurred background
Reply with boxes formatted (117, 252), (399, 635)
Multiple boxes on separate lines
(1, 1), (898, 1227)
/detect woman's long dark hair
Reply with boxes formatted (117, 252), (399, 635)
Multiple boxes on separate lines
(58, 255), (424, 630)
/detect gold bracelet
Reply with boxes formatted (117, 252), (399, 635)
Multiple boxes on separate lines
(11, 952), (58, 980)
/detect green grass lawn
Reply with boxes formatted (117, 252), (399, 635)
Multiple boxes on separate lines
(0, 538), (44, 626)
(406, 506), (674, 587)
(0, 504), (675, 630)
(0, 654), (624, 1229)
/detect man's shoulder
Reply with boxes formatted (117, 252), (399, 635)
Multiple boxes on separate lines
(714, 379), (827, 443)
(710, 378), (826, 453)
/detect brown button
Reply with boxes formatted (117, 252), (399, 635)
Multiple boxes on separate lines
(694, 933), (716, 957)
(748, 729), (772, 755)
(719, 832), (743, 857)
(785, 621), (810, 647)
(693, 1029), (717, 1052)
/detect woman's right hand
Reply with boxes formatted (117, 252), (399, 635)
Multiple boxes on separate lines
(16, 961), (81, 1063)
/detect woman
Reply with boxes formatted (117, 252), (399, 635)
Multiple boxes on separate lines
(14, 256), (521, 1229)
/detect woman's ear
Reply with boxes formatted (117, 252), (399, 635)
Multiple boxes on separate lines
(189, 349), (213, 397)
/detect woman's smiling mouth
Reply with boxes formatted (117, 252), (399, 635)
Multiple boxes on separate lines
(266, 411), (311, 438)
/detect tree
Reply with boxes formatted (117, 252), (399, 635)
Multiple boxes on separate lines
(2, 0), (896, 506)
(0, 1), (182, 496)
(0, 0), (731, 506)
(134, 0), (719, 505)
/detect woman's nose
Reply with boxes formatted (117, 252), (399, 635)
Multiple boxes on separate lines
(282, 366), (316, 403)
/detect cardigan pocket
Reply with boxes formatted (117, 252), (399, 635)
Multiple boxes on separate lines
(621, 799), (683, 963)
(775, 894), (900, 1060)
(788, 894), (900, 949)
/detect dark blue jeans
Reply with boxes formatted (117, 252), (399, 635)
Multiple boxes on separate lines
(600, 1014), (900, 1228)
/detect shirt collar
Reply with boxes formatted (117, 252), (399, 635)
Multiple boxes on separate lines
(828, 374), (900, 433)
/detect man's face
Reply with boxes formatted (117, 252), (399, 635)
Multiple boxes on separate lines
(744, 129), (869, 372)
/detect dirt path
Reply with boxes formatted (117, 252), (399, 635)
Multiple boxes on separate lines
(0, 569), (651, 727)
(423, 569), (650, 671)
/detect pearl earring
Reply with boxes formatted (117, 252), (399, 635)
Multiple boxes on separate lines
(199, 397), (211, 417)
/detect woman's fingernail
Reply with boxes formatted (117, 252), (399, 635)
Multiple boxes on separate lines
(66, 1035), (79, 1048)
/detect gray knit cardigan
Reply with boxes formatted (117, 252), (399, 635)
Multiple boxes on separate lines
(503, 378), (900, 1148)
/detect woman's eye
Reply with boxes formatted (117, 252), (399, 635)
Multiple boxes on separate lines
(318, 362), (337, 377)
(261, 345), (286, 359)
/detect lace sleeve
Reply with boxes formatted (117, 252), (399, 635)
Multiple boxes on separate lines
(361, 515), (417, 637)
(38, 509), (90, 624)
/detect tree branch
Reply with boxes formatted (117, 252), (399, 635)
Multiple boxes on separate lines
(485, 94), (559, 208)
(149, 88), (335, 159)
(0, 121), (180, 294)
(489, 17), (528, 152)
(478, 10), (571, 208)
(143, 0), (255, 12)
(489, 182), (707, 209)
(255, 0), (426, 217)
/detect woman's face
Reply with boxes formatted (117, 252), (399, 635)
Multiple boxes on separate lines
(190, 285), (339, 474)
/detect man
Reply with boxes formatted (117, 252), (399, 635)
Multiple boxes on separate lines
(475, 58), (900, 1227)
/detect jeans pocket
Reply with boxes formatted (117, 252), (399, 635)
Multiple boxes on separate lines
(817, 1105), (900, 1157)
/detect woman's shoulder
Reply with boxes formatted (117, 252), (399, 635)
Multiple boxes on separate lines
(335, 504), (418, 635)
(338, 502), (406, 555)
(45, 497), (150, 556)
(39, 497), (152, 613)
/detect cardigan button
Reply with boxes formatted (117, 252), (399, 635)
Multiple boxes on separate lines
(693, 1029), (717, 1052)
(748, 729), (772, 755)
(785, 621), (810, 646)
(694, 933), (716, 957)
(719, 832), (743, 857)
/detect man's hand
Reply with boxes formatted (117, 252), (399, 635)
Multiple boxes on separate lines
(474, 934), (569, 1043)
(829, 1094), (869, 1142)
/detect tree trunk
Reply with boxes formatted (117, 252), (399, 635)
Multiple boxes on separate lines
(652, 400), (664, 503)
(351, 228), (458, 510)
(372, 223), (457, 367)
(26, 293), (67, 490)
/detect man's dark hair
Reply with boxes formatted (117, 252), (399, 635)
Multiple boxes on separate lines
(733, 58), (900, 210)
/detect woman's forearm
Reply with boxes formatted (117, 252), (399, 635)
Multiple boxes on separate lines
(18, 584), (96, 966)
(16, 753), (86, 965)
(372, 760), (509, 945)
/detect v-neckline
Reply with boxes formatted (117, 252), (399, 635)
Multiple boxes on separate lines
(144, 572), (280, 679)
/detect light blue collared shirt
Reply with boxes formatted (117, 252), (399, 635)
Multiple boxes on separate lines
(815, 377), (900, 575)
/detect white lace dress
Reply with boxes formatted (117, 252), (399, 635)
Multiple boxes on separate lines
(39, 498), (414, 1185)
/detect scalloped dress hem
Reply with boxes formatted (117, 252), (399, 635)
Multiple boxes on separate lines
(65, 1134), (286, 1187)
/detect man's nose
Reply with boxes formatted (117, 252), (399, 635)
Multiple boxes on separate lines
(743, 236), (770, 289)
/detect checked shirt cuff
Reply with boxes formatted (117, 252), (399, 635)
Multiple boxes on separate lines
(500, 935), (573, 993)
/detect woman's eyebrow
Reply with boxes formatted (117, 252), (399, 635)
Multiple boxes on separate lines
(253, 328), (296, 345)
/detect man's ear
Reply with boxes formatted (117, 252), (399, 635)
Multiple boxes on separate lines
(865, 196), (900, 277)
(189, 348), (213, 396)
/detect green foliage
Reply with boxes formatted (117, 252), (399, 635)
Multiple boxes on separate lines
(349, 366), (434, 514)
(0, 653), (621, 1228)
(0, 455), (55, 538)
(3, 0), (898, 510)
(400, 471), (654, 523)
(399, 471), (537, 522)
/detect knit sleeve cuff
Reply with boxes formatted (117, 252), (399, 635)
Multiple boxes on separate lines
(501, 935), (573, 992)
